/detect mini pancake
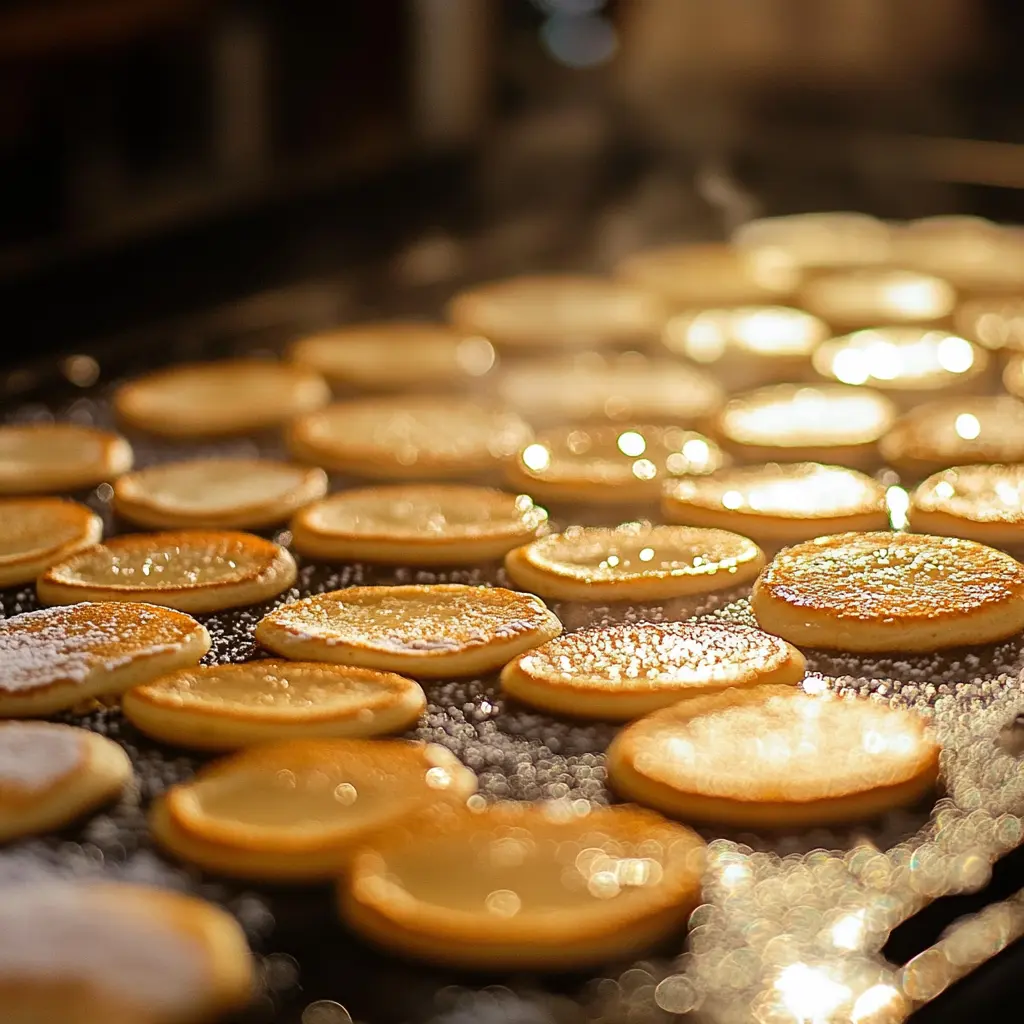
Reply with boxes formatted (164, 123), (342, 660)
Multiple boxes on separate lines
(0, 602), (210, 717)
(288, 322), (497, 391)
(662, 305), (828, 388)
(290, 485), (547, 564)
(496, 353), (723, 426)
(955, 296), (1024, 353)
(339, 802), (705, 970)
(0, 499), (102, 587)
(0, 424), (133, 494)
(0, 881), (253, 1024)
(910, 465), (1024, 546)
(123, 661), (426, 750)
(713, 384), (896, 466)
(113, 458), (328, 530)
(287, 398), (532, 480)
(150, 739), (477, 881)
(879, 397), (1024, 478)
(38, 530), (296, 613)
(446, 274), (666, 349)
(615, 242), (800, 307)
(751, 531), (1024, 652)
(797, 269), (955, 331)
(813, 327), (985, 397)
(114, 359), (330, 438)
(255, 584), (561, 677)
(500, 620), (806, 720)
(504, 524), (764, 603)
(662, 463), (890, 543)
(891, 216), (1024, 294)
(607, 685), (940, 827)
(0, 722), (131, 842)
(505, 425), (726, 506)
(731, 212), (892, 270)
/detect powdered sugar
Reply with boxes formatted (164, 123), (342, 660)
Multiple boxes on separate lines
(0, 723), (84, 789)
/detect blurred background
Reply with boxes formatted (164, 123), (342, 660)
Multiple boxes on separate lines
(2, 0), (1024, 348)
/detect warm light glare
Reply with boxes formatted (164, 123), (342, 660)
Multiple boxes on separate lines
(851, 983), (903, 1023)
(774, 963), (851, 1023)
(831, 909), (866, 950)
(886, 486), (910, 529)
(617, 430), (646, 457)
(955, 413), (981, 440)
(522, 443), (551, 472)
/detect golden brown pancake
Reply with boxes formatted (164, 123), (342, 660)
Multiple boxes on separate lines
(797, 269), (955, 331)
(288, 322), (496, 391)
(662, 463), (890, 543)
(506, 425), (725, 506)
(751, 531), (1024, 651)
(123, 661), (426, 750)
(255, 584), (562, 677)
(113, 458), (327, 530)
(616, 242), (800, 306)
(151, 739), (476, 881)
(879, 397), (1024, 477)
(504, 523), (764, 602)
(713, 384), (896, 466)
(607, 685), (940, 827)
(340, 802), (705, 969)
(0, 602), (210, 717)
(447, 274), (666, 348)
(288, 398), (532, 480)
(0, 882), (252, 1024)
(500, 620), (805, 720)
(114, 359), (330, 437)
(0, 424), (132, 494)
(910, 465), (1024, 546)
(0, 498), (103, 587)
(0, 722), (131, 842)
(38, 530), (296, 613)
(290, 485), (547, 564)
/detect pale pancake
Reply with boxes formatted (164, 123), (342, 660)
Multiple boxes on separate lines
(797, 269), (955, 331)
(288, 322), (496, 390)
(114, 359), (330, 437)
(751, 531), (1024, 651)
(615, 242), (800, 306)
(340, 802), (705, 970)
(287, 398), (532, 480)
(255, 584), (561, 677)
(0, 424), (132, 494)
(151, 739), (476, 881)
(123, 661), (426, 750)
(0, 602), (210, 717)
(504, 523), (764, 602)
(505, 425), (726, 506)
(714, 384), (896, 466)
(290, 485), (547, 564)
(731, 212), (892, 270)
(0, 882), (252, 1024)
(500, 620), (805, 720)
(0, 722), (131, 842)
(662, 463), (890, 543)
(0, 499), (102, 586)
(813, 327), (985, 396)
(910, 465), (1024, 546)
(607, 685), (940, 827)
(879, 397), (1024, 477)
(496, 353), (723, 426)
(891, 217), (1024, 293)
(662, 305), (828, 387)
(38, 530), (296, 613)
(955, 296), (1024, 352)
(446, 274), (666, 348)
(114, 458), (327, 529)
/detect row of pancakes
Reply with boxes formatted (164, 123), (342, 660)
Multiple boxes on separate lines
(6, 211), (1024, 1022)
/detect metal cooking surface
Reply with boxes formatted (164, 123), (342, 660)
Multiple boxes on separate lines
(4, 286), (1024, 1024)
